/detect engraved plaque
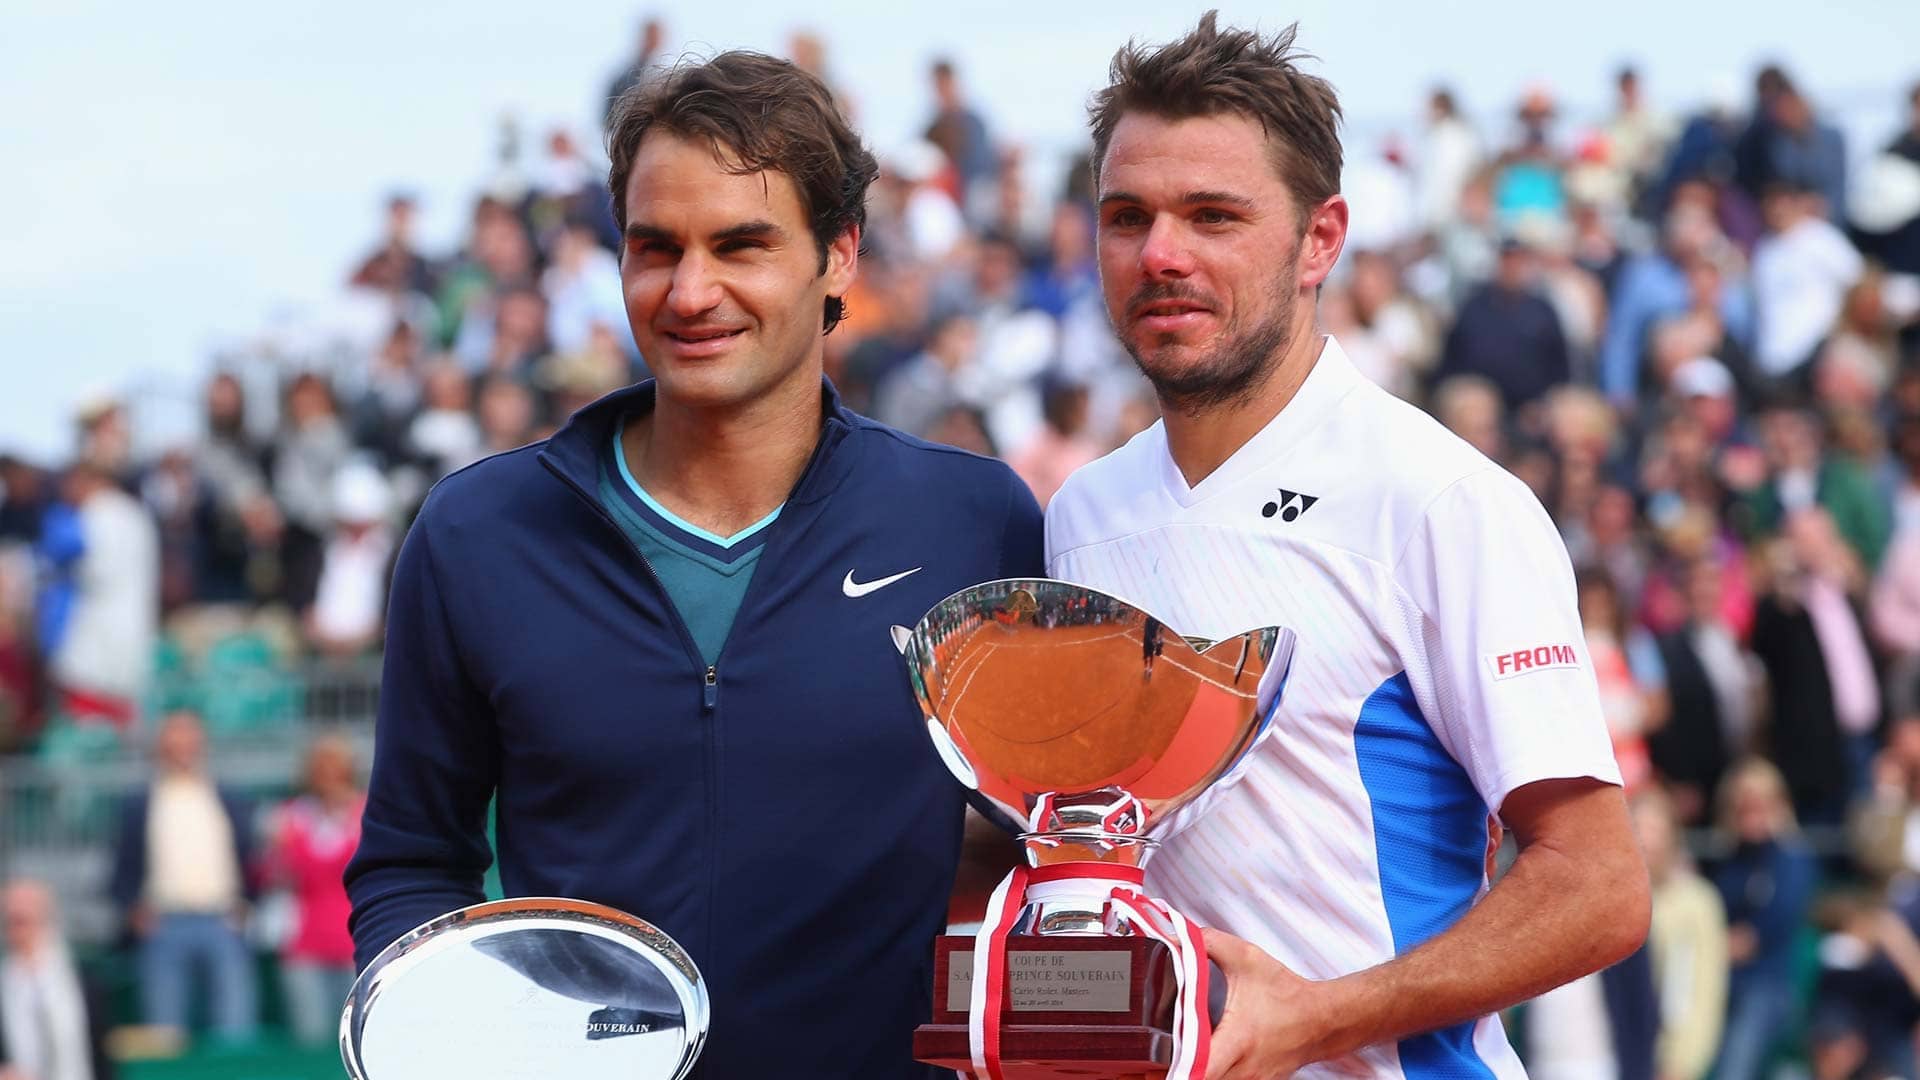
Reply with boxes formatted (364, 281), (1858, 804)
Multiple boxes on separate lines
(946, 949), (1133, 1013)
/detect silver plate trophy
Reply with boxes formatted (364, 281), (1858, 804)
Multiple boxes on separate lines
(341, 898), (709, 1080)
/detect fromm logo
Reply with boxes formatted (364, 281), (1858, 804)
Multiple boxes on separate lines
(1487, 643), (1580, 681)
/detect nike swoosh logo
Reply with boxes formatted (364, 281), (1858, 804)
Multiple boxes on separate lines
(843, 567), (922, 598)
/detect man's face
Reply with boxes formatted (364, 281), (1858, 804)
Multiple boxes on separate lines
(1096, 111), (1313, 412)
(156, 713), (206, 775)
(621, 134), (856, 412)
(1, 885), (47, 954)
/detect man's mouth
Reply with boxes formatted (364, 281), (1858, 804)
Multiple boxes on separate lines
(665, 328), (746, 344)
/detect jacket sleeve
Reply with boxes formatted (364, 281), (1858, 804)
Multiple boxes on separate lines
(108, 793), (146, 918)
(344, 512), (499, 971)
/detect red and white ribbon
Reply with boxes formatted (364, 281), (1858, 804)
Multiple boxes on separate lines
(964, 863), (1211, 1080)
(967, 863), (1030, 1080)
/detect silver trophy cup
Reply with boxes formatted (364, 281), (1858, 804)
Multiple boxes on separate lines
(895, 579), (1296, 1074)
(896, 578), (1293, 910)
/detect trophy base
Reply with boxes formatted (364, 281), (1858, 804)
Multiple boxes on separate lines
(915, 934), (1177, 1078)
(913, 1023), (1172, 1078)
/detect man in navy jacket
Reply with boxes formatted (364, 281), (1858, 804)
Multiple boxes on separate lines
(344, 51), (1043, 1078)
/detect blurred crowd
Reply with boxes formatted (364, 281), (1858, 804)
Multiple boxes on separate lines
(5, 14), (1920, 1077)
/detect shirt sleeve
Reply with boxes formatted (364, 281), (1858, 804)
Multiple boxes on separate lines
(1392, 467), (1623, 817)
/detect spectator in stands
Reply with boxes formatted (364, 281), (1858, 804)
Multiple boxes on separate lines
(1415, 86), (1481, 231)
(954, 231), (1057, 455)
(1712, 757), (1821, 1080)
(1430, 374), (1507, 463)
(1751, 181), (1865, 390)
(141, 449), (210, 615)
(0, 880), (113, 1080)
(271, 373), (352, 612)
(464, 286), (551, 380)
(265, 735), (364, 1047)
(475, 376), (537, 458)
(1022, 202), (1098, 320)
(602, 16), (666, 129)
(1803, 891), (1920, 1080)
(1853, 85), (1920, 277)
(71, 401), (133, 492)
(1743, 402), (1891, 572)
(0, 568), (38, 751)
(1852, 715), (1920, 882)
(109, 710), (258, 1042)
(1750, 511), (1878, 825)
(1650, 255), (1758, 406)
(1869, 417), (1920, 712)
(41, 461), (157, 732)
(191, 373), (275, 601)
(1599, 196), (1752, 410)
(404, 361), (483, 483)
(441, 205), (536, 355)
(1435, 233), (1570, 416)
(304, 463), (397, 660)
(542, 216), (628, 359)
(1333, 249), (1436, 400)
(871, 311), (976, 439)
(347, 192), (434, 297)
(1651, 555), (1761, 823)
(1575, 567), (1666, 792)
(0, 457), (50, 545)
(1606, 65), (1677, 207)
(1633, 788), (1727, 1080)
(1006, 380), (1101, 509)
(1890, 80), (1920, 166)
(923, 58), (997, 222)
(1736, 70), (1849, 223)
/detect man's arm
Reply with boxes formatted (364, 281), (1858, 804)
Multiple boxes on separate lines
(1204, 776), (1648, 1079)
(344, 512), (499, 970)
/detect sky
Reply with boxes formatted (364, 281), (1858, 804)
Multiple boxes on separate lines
(3, 0), (1917, 461)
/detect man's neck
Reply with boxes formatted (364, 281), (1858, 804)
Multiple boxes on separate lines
(1160, 320), (1325, 489)
(624, 372), (825, 537)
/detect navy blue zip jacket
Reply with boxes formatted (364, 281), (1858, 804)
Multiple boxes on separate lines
(345, 379), (1043, 1079)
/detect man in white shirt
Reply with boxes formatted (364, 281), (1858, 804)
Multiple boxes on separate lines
(1047, 15), (1649, 1078)
(1751, 181), (1865, 382)
(0, 882), (106, 1080)
(48, 462), (157, 729)
(109, 711), (258, 1041)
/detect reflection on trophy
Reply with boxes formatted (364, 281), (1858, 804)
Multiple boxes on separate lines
(340, 898), (709, 1080)
(894, 579), (1294, 1080)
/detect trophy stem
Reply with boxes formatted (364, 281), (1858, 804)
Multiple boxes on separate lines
(1018, 831), (1157, 869)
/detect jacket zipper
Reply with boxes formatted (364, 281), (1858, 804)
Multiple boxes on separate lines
(540, 407), (847, 1005)
(539, 459), (712, 687)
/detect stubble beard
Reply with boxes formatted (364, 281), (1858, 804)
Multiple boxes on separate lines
(1118, 260), (1298, 415)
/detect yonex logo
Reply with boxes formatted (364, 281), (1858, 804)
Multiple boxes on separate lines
(1487, 643), (1581, 681)
(1260, 488), (1319, 522)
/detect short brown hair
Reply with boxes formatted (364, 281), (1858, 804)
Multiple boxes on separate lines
(607, 51), (877, 331)
(1088, 12), (1344, 223)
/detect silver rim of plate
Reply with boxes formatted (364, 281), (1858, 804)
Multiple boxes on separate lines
(340, 897), (709, 1080)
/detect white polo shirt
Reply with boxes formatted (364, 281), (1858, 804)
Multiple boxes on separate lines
(1044, 336), (1620, 1080)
